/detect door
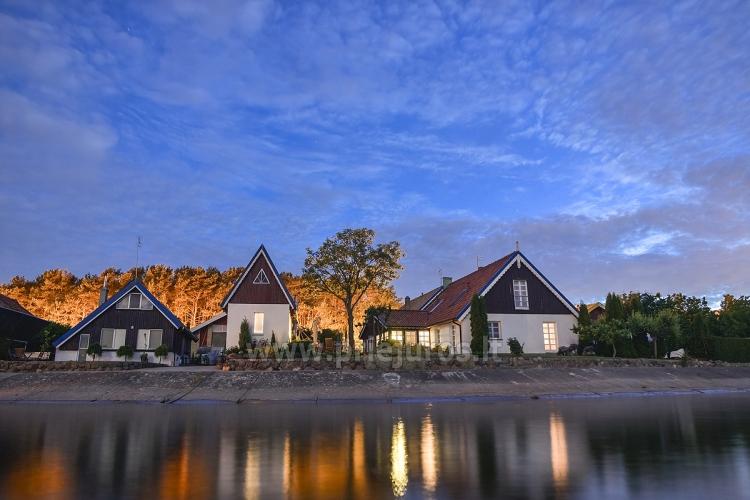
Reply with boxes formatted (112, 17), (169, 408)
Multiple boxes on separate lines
(78, 334), (90, 362)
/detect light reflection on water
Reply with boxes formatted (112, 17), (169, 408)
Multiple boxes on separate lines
(1, 395), (749, 499)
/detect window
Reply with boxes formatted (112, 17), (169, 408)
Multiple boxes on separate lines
(211, 332), (227, 349)
(513, 280), (529, 310)
(101, 328), (127, 349)
(137, 329), (163, 350)
(418, 330), (430, 346)
(253, 312), (264, 334)
(116, 293), (153, 310)
(488, 321), (502, 340)
(543, 322), (558, 352)
(253, 269), (270, 284)
(390, 330), (403, 342)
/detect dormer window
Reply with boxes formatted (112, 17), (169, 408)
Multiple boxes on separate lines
(116, 292), (153, 310)
(513, 280), (529, 310)
(253, 269), (270, 285)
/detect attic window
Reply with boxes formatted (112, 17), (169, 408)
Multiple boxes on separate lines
(116, 292), (153, 310)
(513, 280), (529, 310)
(253, 269), (270, 285)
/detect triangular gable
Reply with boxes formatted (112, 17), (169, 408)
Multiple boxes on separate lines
(220, 245), (296, 309)
(253, 269), (270, 284)
(52, 280), (186, 348)
(457, 251), (578, 321)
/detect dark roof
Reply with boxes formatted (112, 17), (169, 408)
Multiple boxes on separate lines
(53, 280), (189, 348)
(220, 244), (297, 309)
(372, 253), (515, 330)
(0, 293), (36, 317)
(402, 287), (442, 311)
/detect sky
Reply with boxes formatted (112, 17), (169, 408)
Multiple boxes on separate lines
(1, 0), (749, 305)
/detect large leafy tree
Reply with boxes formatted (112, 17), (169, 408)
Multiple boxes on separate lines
(302, 228), (403, 350)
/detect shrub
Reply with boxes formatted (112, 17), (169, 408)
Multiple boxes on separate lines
(87, 343), (103, 361)
(40, 322), (70, 353)
(239, 318), (251, 353)
(270, 332), (277, 345)
(590, 320), (631, 357)
(154, 344), (168, 364)
(695, 337), (750, 363)
(117, 345), (134, 361)
(507, 337), (524, 356)
(140, 352), (149, 363)
(225, 345), (240, 355)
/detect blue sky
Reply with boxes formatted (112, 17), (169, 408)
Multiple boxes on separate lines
(1, 0), (749, 304)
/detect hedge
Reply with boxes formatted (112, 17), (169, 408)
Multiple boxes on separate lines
(686, 336), (750, 363)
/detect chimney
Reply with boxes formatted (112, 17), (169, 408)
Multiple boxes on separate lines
(404, 296), (411, 307)
(99, 277), (109, 306)
(442, 276), (452, 288)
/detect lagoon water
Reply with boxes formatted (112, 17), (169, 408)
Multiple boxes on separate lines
(1, 395), (749, 499)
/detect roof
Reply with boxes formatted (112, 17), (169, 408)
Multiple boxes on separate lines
(191, 311), (227, 333)
(587, 302), (605, 313)
(52, 280), (189, 348)
(220, 244), (297, 309)
(371, 253), (515, 330)
(0, 293), (36, 317)
(402, 287), (442, 311)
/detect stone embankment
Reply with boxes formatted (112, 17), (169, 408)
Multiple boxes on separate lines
(0, 364), (749, 404)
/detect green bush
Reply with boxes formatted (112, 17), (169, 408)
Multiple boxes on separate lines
(688, 336), (750, 363)
(154, 344), (169, 363)
(507, 337), (524, 356)
(117, 345), (134, 361)
(225, 345), (240, 355)
(87, 343), (103, 361)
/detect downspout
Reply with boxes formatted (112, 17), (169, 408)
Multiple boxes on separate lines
(452, 320), (463, 354)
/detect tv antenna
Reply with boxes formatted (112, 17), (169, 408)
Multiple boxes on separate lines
(136, 236), (142, 280)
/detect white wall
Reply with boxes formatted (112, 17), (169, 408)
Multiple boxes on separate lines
(54, 349), (180, 365)
(226, 303), (292, 347)
(480, 313), (578, 354)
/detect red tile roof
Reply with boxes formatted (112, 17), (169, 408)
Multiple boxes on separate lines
(379, 252), (515, 329)
(0, 293), (35, 316)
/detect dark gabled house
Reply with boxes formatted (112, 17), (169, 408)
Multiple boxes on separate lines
(0, 293), (49, 352)
(360, 249), (579, 354)
(53, 280), (194, 365)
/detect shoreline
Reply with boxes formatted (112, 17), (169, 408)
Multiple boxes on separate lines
(1, 366), (750, 405)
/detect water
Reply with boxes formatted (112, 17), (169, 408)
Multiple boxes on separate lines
(1, 395), (749, 499)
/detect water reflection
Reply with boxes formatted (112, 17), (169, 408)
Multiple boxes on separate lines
(1, 395), (750, 499)
(390, 418), (408, 497)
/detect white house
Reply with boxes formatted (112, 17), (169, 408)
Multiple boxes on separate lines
(192, 245), (296, 350)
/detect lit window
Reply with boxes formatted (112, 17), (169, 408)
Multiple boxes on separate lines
(253, 269), (270, 284)
(488, 322), (502, 340)
(390, 330), (403, 342)
(253, 312), (264, 334)
(513, 280), (529, 310)
(101, 328), (126, 349)
(419, 330), (430, 346)
(543, 322), (558, 352)
(137, 329), (163, 350)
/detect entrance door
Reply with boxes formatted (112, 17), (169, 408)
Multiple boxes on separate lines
(78, 334), (90, 362)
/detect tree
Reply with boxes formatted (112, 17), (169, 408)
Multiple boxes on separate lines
(239, 318), (251, 353)
(270, 332), (277, 346)
(39, 321), (70, 353)
(590, 320), (630, 357)
(302, 228), (403, 350)
(87, 343), (103, 361)
(578, 302), (591, 328)
(154, 344), (168, 364)
(470, 294), (489, 355)
(605, 293), (625, 322)
(117, 345), (133, 362)
(652, 310), (681, 357)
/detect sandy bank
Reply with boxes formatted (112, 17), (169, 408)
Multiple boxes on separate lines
(1, 366), (749, 404)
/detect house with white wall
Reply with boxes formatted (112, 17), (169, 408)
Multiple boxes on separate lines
(360, 249), (578, 354)
(192, 245), (296, 350)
